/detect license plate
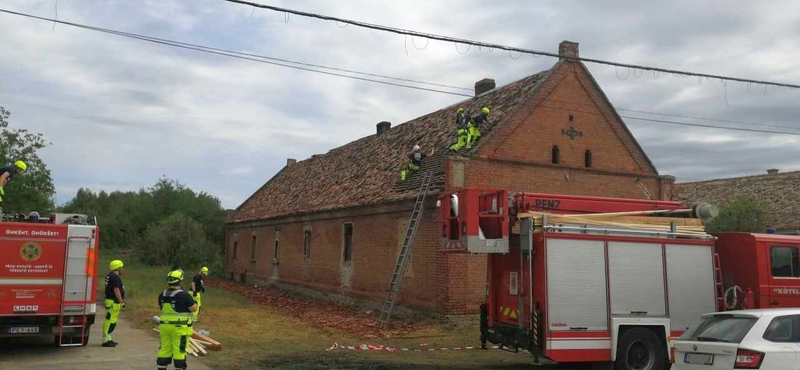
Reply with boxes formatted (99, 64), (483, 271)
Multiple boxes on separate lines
(684, 352), (714, 365)
(8, 326), (40, 334)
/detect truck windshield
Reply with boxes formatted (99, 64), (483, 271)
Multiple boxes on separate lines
(678, 315), (757, 344)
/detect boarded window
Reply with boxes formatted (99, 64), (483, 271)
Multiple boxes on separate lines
(585, 150), (592, 168)
(303, 230), (312, 261)
(771, 247), (800, 277)
(552, 146), (560, 164)
(250, 235), (257, 261)
(343, 223), (353, 263)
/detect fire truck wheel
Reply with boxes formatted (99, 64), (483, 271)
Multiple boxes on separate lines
(615, 328), (666, 370)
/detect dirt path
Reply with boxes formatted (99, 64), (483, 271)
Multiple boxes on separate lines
(0, 319), (211, 370)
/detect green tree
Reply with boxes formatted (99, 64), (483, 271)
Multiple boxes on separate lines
(706, 195), (772, 233)
(139, 213), (222, 271)
(0, 106), (56, 213)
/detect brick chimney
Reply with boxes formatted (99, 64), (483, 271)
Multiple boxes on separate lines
(287, 158), (297, 167)
(376, 121), (391, 135)
(767, 168), (779, 175)
(559, 40), (579, 61)
(474, 78), (496, 96)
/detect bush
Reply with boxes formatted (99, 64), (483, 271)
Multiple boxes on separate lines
(139, 213), (222, 269)
(706, 195), (773, 233)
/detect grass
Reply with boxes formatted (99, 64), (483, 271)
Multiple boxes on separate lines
(98, 253), (536, 369)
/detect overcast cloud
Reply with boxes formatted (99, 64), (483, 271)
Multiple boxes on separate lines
(1, 0), (798, 208)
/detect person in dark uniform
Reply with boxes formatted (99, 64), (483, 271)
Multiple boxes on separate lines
(190, 266), (208, 323)
(157, 270), (198, 370)
(0, 160), (27, 202)
(103, 259), (125, 347)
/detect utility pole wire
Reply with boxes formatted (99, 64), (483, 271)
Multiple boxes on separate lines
(217, 0), (800, 90)
(2, 8), (799, 136)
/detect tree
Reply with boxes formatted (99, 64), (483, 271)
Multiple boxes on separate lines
(706, 195), (772, 233)
(139, 213), (222, 272)
(0, 106), (56, 214)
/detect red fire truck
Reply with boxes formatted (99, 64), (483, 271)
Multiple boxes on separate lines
(0, 213), (99, 346)
(438, 189), (800, 370)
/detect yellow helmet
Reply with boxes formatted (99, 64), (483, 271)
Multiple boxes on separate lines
(481, 107), (490, 115)
(166, 270), (184, 285)
(109, 260), (124, 271)
(201, 266), (209, 276)
(14, 160), (27, 172)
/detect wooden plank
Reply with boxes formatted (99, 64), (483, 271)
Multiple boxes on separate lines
(191, 339), (208, 355)
(192, 332), (221, 350)
(193, 339), (214, 346)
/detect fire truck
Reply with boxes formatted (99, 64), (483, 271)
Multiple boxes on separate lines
(438, 189), (800, 370)
(0, 212), (99, 346)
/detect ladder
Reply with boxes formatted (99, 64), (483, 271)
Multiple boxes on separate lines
(379, 171), (434, 328)
(713, 253), (725, 311)
(58, 235), (93, 347)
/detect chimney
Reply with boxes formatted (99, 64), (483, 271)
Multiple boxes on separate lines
(767, 168), (779, 175)
(287, 158), (296, 167)
(474, 78), (496, 96)
(559, 40), (579, 61)
(376, 121), (391, 135)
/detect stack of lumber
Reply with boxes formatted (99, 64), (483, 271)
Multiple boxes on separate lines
(518, 209), (707, 235)
(152, 328), (222, 357)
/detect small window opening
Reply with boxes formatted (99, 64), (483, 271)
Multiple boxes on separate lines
(250, 235), (257, 261)
(569, 115), (574, 122)
(343, 223), (354, 263)
(585, 150), (593, 168)
(551, 146), (560, 164)
(303, 230), (311, 261)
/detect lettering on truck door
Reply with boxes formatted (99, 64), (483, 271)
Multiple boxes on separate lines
(768, 244), (800, 308)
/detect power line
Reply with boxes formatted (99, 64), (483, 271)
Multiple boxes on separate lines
(615, 107), (800, 131)
(219, 0), (800, 90)
(0, 9), (471, 98)
(3, 9), (799, 137)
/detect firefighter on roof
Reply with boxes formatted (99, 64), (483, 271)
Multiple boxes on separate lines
(400, 145), (434, 181)
(157, 270), (198, 370)
(0, 160), (27, 203)
(449, 108), (470, 152)
(103, 259), (125, 347)
(190, 266), (209, 323)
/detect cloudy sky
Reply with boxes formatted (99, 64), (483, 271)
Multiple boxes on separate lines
(1, 0), (798, 208)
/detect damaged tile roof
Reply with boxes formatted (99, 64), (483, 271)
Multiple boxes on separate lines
(675, 171), (800, 230)
(229, 69), (551, 223)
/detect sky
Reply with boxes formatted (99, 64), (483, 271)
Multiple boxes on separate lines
(0, 0), (798, 209)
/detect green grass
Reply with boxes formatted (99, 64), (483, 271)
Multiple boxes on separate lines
(97, 253), (535, 369)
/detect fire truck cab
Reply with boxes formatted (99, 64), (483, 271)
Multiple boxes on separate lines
(0, 212), (99, 346)
(715, 232), (800, 310)
(440, 189), (720, 370)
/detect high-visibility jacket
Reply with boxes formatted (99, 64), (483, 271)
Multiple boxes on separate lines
(159, 289), (193, 326)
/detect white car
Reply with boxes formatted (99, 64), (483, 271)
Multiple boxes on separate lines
(674, 308), (800, 370)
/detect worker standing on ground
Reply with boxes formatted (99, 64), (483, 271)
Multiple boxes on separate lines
(157, 270), (198, 370)
(400, 145), (433, 181)
(0, 160), (27, 202)
(190, 266), (208, 323)
(103, 259), (125, 347)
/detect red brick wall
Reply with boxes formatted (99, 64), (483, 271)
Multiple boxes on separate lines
(225, 207), (448, 311)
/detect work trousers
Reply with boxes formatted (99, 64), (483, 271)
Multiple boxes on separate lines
(102, 299), (121, 343)
(191, 292), (202, 322)
(156, 324), (191, 370)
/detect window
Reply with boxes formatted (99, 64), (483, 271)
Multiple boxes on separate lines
(233, 240), (238, 260)
(584, 150), (592, 168)
(678, 314), (758, 344)
(250, 235), (257, 261)
(771, 246), (800, 277)
(274, 230), (280, 261)
(303, 230), (312, 262)
(551, 146), (559, 164)
(763, 315), (797, 342)
(343, 223), (353, 263)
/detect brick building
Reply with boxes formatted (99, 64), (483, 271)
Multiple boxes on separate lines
(226, 41), (676, 314)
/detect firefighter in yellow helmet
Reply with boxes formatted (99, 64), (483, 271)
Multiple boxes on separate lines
(449, 108), (469, 152)
(157, 269), (198, 370)
(0, 160), (27, 203)
(466, 107), (490, 149)
(102, 259), (125, 347)
(190, 266), (209, 323)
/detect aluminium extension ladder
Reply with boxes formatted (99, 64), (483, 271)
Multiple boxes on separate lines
(379, 171), (434, 328)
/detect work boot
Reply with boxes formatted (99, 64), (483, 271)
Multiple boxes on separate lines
(101, 341), (117, 347)
(109, 340), (119, 345)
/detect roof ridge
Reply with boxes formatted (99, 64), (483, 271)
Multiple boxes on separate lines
(678, 170), (800, 185)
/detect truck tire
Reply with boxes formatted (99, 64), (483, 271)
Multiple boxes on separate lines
(615, 328), (666, 370)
